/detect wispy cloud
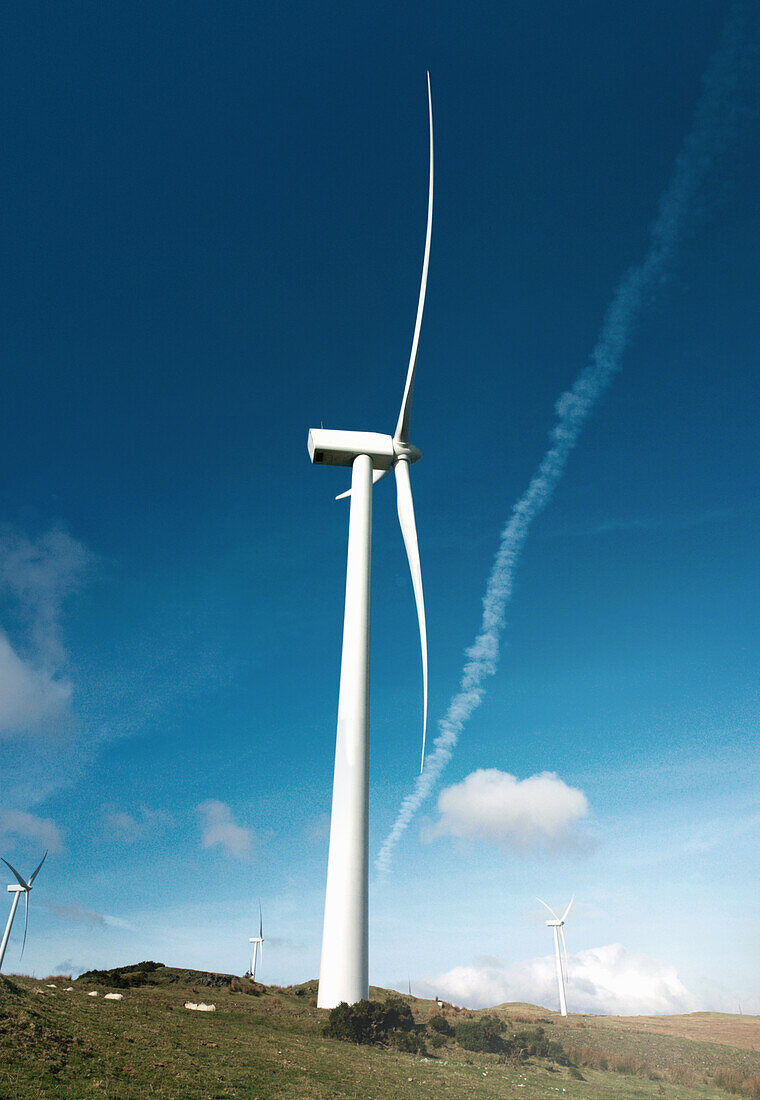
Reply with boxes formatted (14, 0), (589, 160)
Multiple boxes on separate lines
(417, 943), (700, 1015)
(376, 4), (754, 874)
(42, 900), (107, 928)
(101, 804), (173, 843)
(0, 808), (64, 853)
(197, 800), (253, 858)
(0, 630), (73, 740)
(0, 526), (93, 667)
(0, 526), (92, 742)
(426, 769), (590, 853)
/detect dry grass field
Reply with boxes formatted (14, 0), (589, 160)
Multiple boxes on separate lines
(0, 964), (757, 1099)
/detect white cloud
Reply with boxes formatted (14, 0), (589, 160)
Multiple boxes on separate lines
(0, 526), (92, 741)
(197, 800), (253, 858)
(417, 944), (700, 1016)
(0, 527), (93, 666)
(0, 808), (64, 852)
(101, 805), (173, 842)
(0, 630), (73, 739)
(428, 769), (590, 853)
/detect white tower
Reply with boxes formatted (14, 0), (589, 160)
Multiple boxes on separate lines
(0, 853), (47, 971)
(537, 896), (573, 1016)
(310, 75), (434, 1009)
(248, 902), (264, 982)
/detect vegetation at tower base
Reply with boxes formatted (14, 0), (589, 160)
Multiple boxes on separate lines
(1, 966), (760, 1099)
(325, 997), (423, 1050)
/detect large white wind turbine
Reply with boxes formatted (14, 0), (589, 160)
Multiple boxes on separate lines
(0, 852), (47, 972)
(308, 74), (434, 1010)
(248, 902), (264, 982)
(537, 896), (573, 1016)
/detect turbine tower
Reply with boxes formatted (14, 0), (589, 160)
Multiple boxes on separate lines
(309, 74), (434, 1010)
(537, 896), (573, 1016)
(0, 852), (47, 972)
(248, 902), (264, 982)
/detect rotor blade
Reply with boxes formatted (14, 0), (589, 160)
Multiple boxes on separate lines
(259, 901), (263, 940)
(394, 458), (428, 771)
(559, 924), (569, 985)
(20, 892), (29, 958)
(394, 72), (433, 445)
(536, 897), (559, 921)
(562, 895), (574, 923)
(1, 858), (30, 891)
(29, 851), (47, 886)
(336, 467), (390, 501)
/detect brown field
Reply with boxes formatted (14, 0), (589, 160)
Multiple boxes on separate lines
(594, 1012), (760, 1053)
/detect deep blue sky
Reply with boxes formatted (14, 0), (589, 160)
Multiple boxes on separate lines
(1, 1), (758, 1013)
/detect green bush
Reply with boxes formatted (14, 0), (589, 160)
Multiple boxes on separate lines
(392, 1029), (427, 1054)
(324, 998), (415, 1046)
(512, 1027), (572, 1066)
(454, 1015), (507, 1053)
(428, 1014), (453, 1036)
(77, 962), (165, 988)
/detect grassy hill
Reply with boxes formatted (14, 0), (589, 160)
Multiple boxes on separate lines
(0, 963), (758, 1098)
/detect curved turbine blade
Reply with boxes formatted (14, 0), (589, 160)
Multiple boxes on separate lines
(29, 851), (47, 886)
(336, 467), (390, 501)
(2, 858), (30, 892)
(536, 897), (559, 921)
(562, 895), (574, 923)
(20, 892), (29, 958)
(559, 924), (569, 985)
(394, 458), (428, 772)
(394, 72), (433, 445)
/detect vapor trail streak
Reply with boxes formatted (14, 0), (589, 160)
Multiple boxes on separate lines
(376, 5), (754, 874)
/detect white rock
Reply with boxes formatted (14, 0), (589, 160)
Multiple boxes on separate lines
(46, 983), (57, 988)
(64, 987), (74, 991)
(104, 992), (123, 1000)
(184, 1001), (216, 1012)
(87, 991), (99, 997)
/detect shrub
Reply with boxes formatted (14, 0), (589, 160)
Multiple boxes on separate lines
(455, 1015), (507, 1053)
(512, 1027), (572, 1066)
(325, 998), (415, 1046)
(428, 1014), (453, 1036)
(77, 962), (165, 988)
(393, 1030), (426, 1054)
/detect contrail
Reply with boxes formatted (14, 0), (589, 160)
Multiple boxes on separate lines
(376, 4), (756, 875)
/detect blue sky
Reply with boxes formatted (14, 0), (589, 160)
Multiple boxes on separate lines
(1, 1), (759, 1014)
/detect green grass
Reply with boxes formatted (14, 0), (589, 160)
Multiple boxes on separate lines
(0, 965), (757, 1099)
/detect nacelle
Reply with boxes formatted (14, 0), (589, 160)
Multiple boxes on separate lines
(308, 429), (396, 469)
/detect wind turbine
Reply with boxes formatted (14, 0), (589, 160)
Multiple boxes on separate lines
(248, 902), (264, 982)
(537, 896), (573, 1016)
(308, 73), (434, 1010)
(0, 853), (47, 972)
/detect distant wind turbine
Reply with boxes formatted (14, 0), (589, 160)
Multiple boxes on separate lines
(248, 902), (264, 982)
(308, 73), (434, 1009)
(537, 896), (573, 1017)
(0, 853), (47, 971)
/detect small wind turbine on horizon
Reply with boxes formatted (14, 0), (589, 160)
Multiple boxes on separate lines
(248, 902), (264, 983)
(0, 853), (47, 972)
(308, 74), (434, 1010)
(537, 896), (573, 1017)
